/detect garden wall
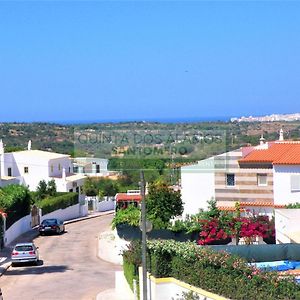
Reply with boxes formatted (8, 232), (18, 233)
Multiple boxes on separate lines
(138, 267), (229, 300)
(4, 214), (32, 246)
(4, 203), (88, 246)
(275, 209), (300, 243)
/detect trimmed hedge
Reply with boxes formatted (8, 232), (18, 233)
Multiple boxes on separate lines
(37, 192), (78, 215)
(123, 259), (139, 294)
(123, 241), (141, 298)
(123, 240), (300, 300)
(0, 185), (31, 229)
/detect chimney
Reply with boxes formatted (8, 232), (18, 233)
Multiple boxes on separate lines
(27, 140), (32, 151)
(0, 139), (4, 155)
(279, 128), (284, 141)
(259, 134), (265, 145)
(62, 167), (66, 180)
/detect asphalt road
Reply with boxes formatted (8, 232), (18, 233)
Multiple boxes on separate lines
(0, 214), (121, 300)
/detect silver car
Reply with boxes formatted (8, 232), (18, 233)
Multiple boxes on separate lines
(11, 242), (39, 266)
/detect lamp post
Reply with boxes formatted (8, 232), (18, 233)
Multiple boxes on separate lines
(140, 171), (147, 300)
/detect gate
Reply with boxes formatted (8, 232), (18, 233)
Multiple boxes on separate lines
(31, 205), (40, 228)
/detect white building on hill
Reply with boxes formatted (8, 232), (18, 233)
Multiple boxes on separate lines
(0, 140), (86, 193)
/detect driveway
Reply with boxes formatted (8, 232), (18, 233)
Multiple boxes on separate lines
(0, 214), (121, 300)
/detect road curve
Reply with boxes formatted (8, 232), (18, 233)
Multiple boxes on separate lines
(0, 214), (121, 300)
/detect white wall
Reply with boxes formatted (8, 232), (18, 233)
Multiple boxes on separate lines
(181, 158), (215, 216)
(273, 165), (300, 205)
(97, 200), (115, 212)
(4, 203), (88, 246)
(4, 215), (32, 246)
(275, 209), (300, 243)
(49, 157), (72, 177)
(41, 203), (88, 223)
(138, 268), (228, 300)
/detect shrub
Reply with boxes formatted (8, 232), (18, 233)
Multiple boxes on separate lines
(37, 192), (78, 215)
(0, 184), (31, 228)
(122, 241), (141, 297)
(111, 206), (141, 229)
(146, 181), (183, 226)
(126, 239), (300, 300)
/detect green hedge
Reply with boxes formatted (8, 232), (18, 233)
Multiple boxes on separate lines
(37, 192), (78, 215)
(122, 241), (140, 299)
(0, 185), (31, 229)
(123, 240), (300, 300)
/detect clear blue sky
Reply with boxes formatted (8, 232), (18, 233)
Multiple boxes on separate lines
(1, 1), (300, 123)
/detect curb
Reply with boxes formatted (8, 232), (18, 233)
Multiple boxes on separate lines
(0, 261), (11, 277)
(64, 211), (114, 225)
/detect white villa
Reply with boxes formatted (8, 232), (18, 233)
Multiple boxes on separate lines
(0, 140), (86, 193)
(181, 129), (300, 216)
(73, 157), (109, 177)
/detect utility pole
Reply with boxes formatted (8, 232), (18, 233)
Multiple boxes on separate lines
(140, 171), (147, 300)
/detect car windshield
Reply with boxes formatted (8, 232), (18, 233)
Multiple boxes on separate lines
(42, 219), (58, 225)
(15, 245), (33, 252)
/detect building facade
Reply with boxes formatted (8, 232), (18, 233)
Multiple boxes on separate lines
(0, 140), (86, 193)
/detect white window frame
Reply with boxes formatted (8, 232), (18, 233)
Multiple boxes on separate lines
(257, 174), (267, 186)
(291, 175), (300, 192)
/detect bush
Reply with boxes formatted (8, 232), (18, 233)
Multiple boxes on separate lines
(126, 239), (300, 300)
(37, 192), (78, 215)
(146, 181), (183, 225)
(122, 241), (141, 297)
(0, 185), (31, 228)
(111, 206), (141, 229)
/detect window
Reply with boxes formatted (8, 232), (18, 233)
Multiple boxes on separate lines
(50, 165), (54, 173)
(24, 167), (29, 174)
(69, 188), (73, 192)
(7, 167), (12, 177)
(96, 164), (100, 173)
(58, 164), (61, 171)
(291, 175), (300, 192)
(226, 174), (235, 186)
(257, 174), (267, 186)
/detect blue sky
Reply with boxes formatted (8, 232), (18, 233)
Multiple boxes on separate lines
(1, 1), (300, 123)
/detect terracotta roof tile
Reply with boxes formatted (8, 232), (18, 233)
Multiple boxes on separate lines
(239, 143), (300, 165)
(115, 193), (142, 202)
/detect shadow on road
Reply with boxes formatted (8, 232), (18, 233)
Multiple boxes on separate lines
(5, 264), (70, 276)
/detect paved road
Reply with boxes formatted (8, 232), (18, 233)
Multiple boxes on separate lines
(0, 214), (121, 300)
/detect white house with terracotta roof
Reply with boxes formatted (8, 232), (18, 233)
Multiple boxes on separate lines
(181, 130), (299, 216)
(0, 140), (86, 193)
(240, 142), (300, 206)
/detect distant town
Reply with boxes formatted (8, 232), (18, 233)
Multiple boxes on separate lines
(231, 112), (300, 122)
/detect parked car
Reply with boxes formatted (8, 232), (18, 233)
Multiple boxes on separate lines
(39, 218), (65, 235)
(11, 242), (39, 266)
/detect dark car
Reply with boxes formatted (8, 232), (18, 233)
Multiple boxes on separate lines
(39, 219), (65, 235)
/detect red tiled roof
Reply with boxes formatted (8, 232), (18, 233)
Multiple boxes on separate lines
(115, 193), (142, 202)
(218, 202), (285, 211)
(239, 143), (300, 165)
